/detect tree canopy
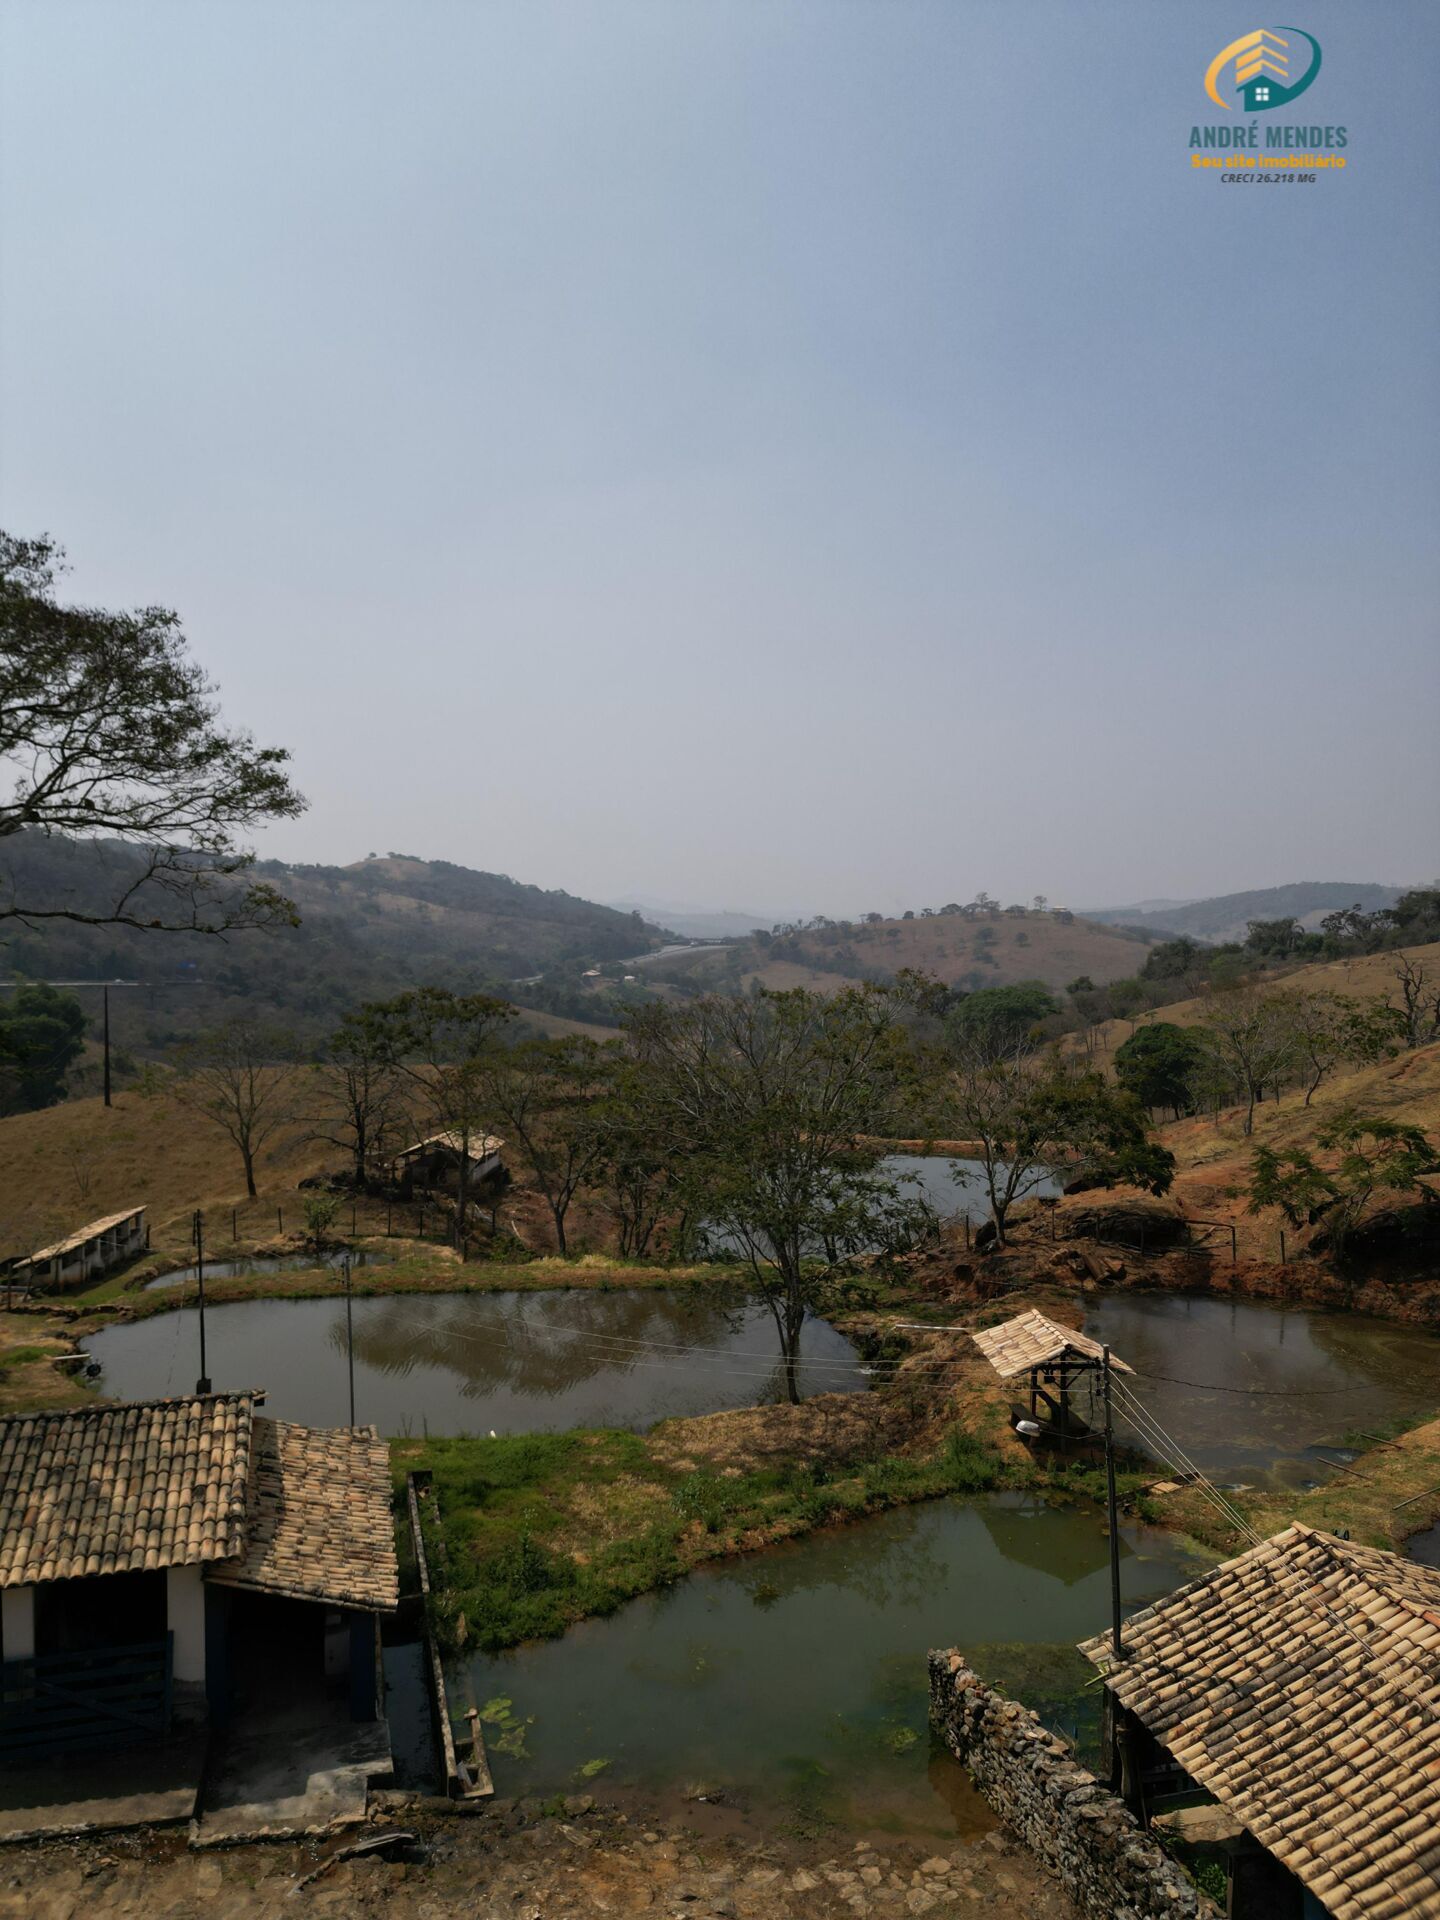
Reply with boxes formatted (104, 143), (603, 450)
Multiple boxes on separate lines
(0, 531), (305, 933)
(0, 980), (87, 1114)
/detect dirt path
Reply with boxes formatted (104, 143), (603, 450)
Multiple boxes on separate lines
(0, 1801), (1080, 1920)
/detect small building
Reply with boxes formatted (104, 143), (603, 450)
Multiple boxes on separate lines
(390, 1130), (505, 1194)
(0, 1393), (398, 1763)
(971, 1308), (1131, 1443)
(1080, 1524), (1440, 1919)
(16, 1207), (148, 1292)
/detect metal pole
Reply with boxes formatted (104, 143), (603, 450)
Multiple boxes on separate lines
(344, 1254), (356, 1427)
(1103, 1346), (1124, 1663)
(195, 1210), (211, 1395)
(102, 987), (112, 1109)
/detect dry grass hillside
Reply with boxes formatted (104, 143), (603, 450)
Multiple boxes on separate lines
(647, 910), (1152, 996)
(1158, 1038), (1440, 1253)
(1077, 940), (1440, 1065)
(0, 1084), (338, 1260)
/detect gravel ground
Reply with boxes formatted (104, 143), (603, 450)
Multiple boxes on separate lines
(0, 1796), (1080, 1920)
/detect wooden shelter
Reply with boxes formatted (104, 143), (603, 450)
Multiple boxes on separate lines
(1080, 1524), (1440, 1919)
(390, 1130), (504, 1194)
(970, 1308), (1131, 1443)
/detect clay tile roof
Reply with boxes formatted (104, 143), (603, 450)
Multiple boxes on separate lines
(1080, 1524), (1440, 1920)
(208, 1417), (398, 1612)
(0, 1394), (253, 1587)
(970, 1308), (1131, 1380)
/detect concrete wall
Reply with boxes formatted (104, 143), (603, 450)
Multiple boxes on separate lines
(929, 1652), (1214, 1920)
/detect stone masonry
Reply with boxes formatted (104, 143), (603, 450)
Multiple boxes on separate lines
(928, 1651), (1214, 1920)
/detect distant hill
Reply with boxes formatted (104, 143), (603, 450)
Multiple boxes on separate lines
(0, 835), (658, 1054)
(605, 896), (784, 941)
(621, 906), (1154, 999)
(1084, 882), (1404, 946)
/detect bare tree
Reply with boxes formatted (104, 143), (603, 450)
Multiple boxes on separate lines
(0, 531), (305, 932)
(1390, 954), (1440, 1050)
(172, 1019), (301, 1198)
(473, 1037), (612, 1255)
(305, 1011), (412, 1188)
(1196, 989), (1296, 1135)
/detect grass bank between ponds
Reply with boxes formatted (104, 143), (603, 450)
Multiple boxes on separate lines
(397, 1401), (1160, 1657)
(1152, 1406), (1440, 1559)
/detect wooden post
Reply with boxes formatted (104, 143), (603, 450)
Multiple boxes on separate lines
(1279, 1230), (1286, 1266)
(1230, 1224), (1238, 1264)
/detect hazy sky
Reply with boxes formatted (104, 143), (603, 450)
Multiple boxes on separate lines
(2, 1), (1436, 918)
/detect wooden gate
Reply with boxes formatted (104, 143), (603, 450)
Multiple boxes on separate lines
(0, 1634), (173, 1759)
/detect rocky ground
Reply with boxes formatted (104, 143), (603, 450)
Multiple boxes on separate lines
(0, 1798), (1079, 1920)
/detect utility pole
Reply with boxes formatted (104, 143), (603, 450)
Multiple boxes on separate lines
(1103, 1345), (1124, 1662)
(102, 987), (112, 1108)
(194, 1209), (212, 1395)
(344, 1253), (356, 1426)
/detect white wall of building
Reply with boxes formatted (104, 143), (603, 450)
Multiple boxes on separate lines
(166, 1565), (206, 1683)
(1, 1586), (34, 1661)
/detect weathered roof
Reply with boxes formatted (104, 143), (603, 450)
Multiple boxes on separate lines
(394, 1130), (504, 1162)
(1080, 1525), (1440, 1920)
(970, 1308), (1131, 1380)
(24, 1207), (147, 1265)
(0, 1394), (253, 1587)
(208, 1417), (398, 1612)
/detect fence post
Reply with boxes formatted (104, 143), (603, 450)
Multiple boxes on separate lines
(232, 1208), (237, 1242)
(277, 1206), (283, 1235)
(1230, 1224), (1238, 1264)
(963, 1215), (971, 1250)
(352, 1202), (357, 1237)
(1280, 1230), (1286, 1266)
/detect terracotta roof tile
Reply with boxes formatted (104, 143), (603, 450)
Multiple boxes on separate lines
(208, 1417), (398, 1612)
(1080, 1524), (1440, 1920)
(0, 1394), (253, 1586)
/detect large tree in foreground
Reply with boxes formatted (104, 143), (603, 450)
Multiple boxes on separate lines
(0, 531), (305, 931)
(629, 986), (920, 1403)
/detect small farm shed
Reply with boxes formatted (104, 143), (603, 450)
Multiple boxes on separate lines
(17, 1207), (148, 1292)
(1081, 1524), (1440, 1920)
(971, 1308), (1130, 1442)
(391, 1130), (505, 1193)
(0, 1393), (398, 1762)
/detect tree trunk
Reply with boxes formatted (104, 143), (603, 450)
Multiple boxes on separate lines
(552, 1203), (568, 1256)
(782, 1316), (803, 1405)
(242, 1146), (257, 1200)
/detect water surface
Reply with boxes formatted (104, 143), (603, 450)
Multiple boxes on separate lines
(1082, 1294), (1440, 1485)
(463, 1494), (1202, 1834)
(88, 1289), (865, 1433)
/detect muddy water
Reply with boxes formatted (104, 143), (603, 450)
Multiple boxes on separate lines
(1082, 1294), (1440, 1486)
(86, 1289), (866, 1433)
(463, 1494), (1202, 1835)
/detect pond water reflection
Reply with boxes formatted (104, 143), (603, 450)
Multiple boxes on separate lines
(87, 1289), (866, 1433)
(463, 1494), (1203, 1834)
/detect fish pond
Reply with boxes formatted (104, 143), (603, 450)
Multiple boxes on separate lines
(86, 1288), (867, 1433)
(459, 1494), (1204, 1834)
(1081, 1295), (1440, 1486)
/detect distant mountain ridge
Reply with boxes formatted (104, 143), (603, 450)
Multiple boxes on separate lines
(605, 896), (780, 941)
(1084, 881), (1405, 945)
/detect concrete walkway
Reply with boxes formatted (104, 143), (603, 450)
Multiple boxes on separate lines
(192, 1699), (393, 1846)
(0, 1730), (206, 1843)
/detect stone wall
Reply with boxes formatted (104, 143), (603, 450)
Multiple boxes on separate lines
(928, 1651), (1213, 1920)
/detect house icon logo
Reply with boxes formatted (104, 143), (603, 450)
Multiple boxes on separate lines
(1204, 28), (1322, 111)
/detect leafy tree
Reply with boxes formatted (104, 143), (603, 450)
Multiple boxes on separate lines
(945, 982), (1057, 1061)
(0, 980), (87, 1114)
(0, 531), (305, 931)
(1245, 917), (1303, 954)
(1140, 938), (1209, 988)
(471, 1036), (611, 1255)
(357, 988), (514, 1249)
(1196, 988), (1296, 1135)
(931, 1038), (1174, 1247)
(628, 987), (917, 1402)
(172, 1018), (300, 1197)
(1114, 1022), (1205, 1117)
(1285, 990), (1402, 1106)
(1247, 1109), (1437, 1253)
